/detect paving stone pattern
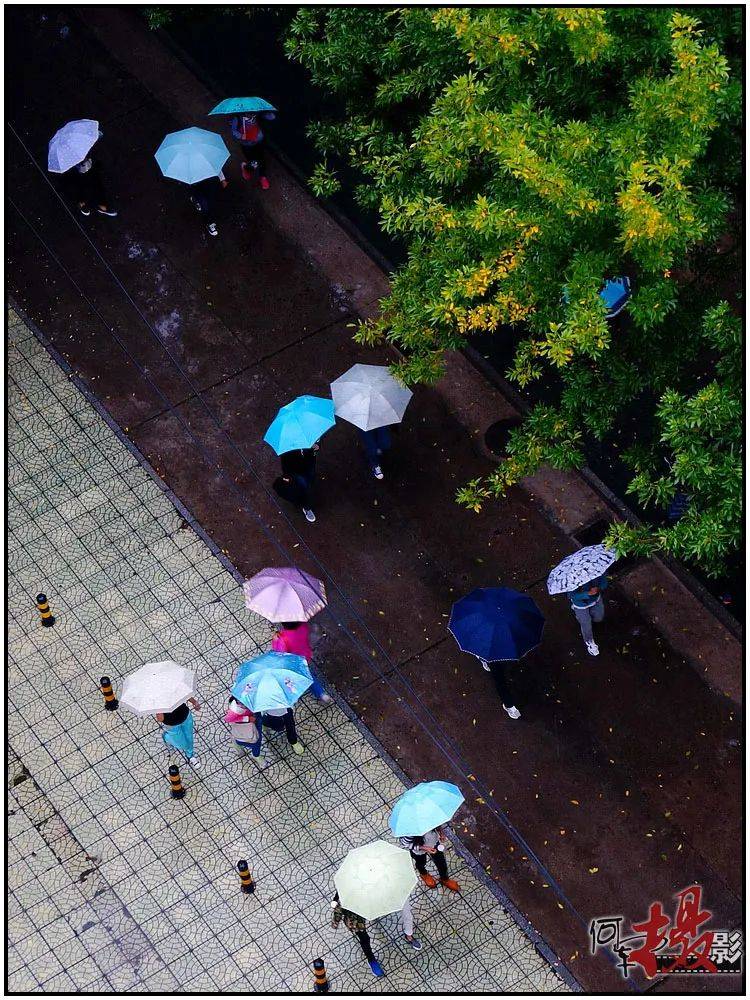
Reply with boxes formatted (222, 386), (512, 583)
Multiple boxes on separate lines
(7, 309), (568, 994)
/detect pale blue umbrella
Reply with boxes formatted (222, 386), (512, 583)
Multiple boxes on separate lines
(264, 396), (336, 455)
(231, 651), (312, 712)
(209, 97), (277, 115)
(154, 127), (230, 184)
(389, 781), (465, 837)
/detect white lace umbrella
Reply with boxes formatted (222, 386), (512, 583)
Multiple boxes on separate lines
(547, 544), (617, 595)
(120, 661), (195, 717)
(48, 119), (99, 173)
(330, 364), (413, 431)
(334, 840), (416, 920)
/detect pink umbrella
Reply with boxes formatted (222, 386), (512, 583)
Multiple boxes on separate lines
(243, 567), (327, 623)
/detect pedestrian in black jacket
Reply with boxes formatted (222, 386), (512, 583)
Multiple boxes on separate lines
(276, 444), (318, 522)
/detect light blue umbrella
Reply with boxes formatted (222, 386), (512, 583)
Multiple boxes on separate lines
(154, 127), (230, 185)
(209, 97), (277, 115)
(389, 781), (465, 837)
(231, 651), (312, 712)
(264, 396), (336, 455)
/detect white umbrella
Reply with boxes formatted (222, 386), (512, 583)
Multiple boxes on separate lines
(48, 119), (100, 173)
(330, 364), (413, 431)
(334, 840), (417, 920)
(547, 544), (617, 595)
(120, 661), (195, 717)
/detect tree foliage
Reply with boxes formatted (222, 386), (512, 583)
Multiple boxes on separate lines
(286, 6), (742, 577)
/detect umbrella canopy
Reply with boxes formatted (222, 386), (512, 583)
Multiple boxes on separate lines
(389, 781), (465, 837)
(547, 544), (617, 595)
(330, 364), (413, 431)
(449, 587), (545, 662)
(600, 277), (631, 317)
(231, 651), (312, 712)
(263, 395), (335, 454)
(48, 119), (99, 173)
(120, 660), (195, 717)
(334, 841), (417, 921)
(209, 97), (277, 115)
(563, 277), (631, 319)
(154, 127), (230, 184)
(243, 567), (327, 622)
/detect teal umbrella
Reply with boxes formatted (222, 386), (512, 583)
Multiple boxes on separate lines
(264, 396), (336, 455)
(154, 127), (229, 185)
(209, 97), (277, 115)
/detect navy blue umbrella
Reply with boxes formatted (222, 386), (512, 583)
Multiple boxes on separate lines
(448, 587), (545, 662)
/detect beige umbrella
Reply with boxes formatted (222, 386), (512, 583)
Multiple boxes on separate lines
(334, 840), (417, 921)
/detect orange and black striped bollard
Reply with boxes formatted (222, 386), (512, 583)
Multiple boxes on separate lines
(237, 860), (255, 894)
(168, 764), (185, 799)
(313, 958), (330, 993)
(99, 676), (119, 711)
(36, 593), (55, 628)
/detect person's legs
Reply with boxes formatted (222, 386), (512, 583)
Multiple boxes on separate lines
(284, 710), (304, 755)
(432, 850), (449, 880)
(591, 597), (605, 624)
(355, 929), (376, 962)
(375, 425), (391, 454)
(573, 606), (594, 644)
(360, 429), (380, 467)
(413, 853), (428, 874)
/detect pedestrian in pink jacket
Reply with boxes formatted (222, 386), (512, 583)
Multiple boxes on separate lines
(272, 622), (331, 704)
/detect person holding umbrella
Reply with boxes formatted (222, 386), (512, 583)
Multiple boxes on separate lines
(209, 97), (277, 190)
(547, 544), (617, 656)
(154, 126), (230, 237)
(231, 650), (312, 756)
(48, 119), (117, 218)
(333, 840), (418, 977)
(120, 660), (201, 768)
(264, 395), (336, 523)
(390, 781), (463, 892)
(448, 587), (545, 720)
(331, 363), (413, 480)
(272, 622), (332, 704)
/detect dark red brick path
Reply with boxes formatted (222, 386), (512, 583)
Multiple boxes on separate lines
(6, 8), (742, 993)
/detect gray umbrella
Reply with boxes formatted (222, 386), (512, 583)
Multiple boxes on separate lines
(547, 544), (617, 595)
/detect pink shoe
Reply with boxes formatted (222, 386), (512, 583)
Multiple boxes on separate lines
(259, 176), (270, 191)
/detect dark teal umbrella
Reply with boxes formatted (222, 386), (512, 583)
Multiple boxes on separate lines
(209, 97), (277, 115)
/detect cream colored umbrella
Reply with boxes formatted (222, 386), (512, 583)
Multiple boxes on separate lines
(334, 840), (417, 920)
(120, 660), (195, 717)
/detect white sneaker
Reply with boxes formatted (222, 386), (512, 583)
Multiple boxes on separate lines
(372, 465), (384, 480)
(303, 508), (316, 523)
(188, 756), (201, 769)
(207, 223), (218, 237)
(503, 704), (521, 720)
(586, 640), (600, 656)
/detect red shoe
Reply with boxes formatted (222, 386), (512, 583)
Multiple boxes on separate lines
(241, 162), (252, 182)
(440, 878), (461, 892)
(419, 873), (437, 889)
(259, 175), (270, 190)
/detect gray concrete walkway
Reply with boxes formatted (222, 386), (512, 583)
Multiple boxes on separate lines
(7, 308), (567, 994)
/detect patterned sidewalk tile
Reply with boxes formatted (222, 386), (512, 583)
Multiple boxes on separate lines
(7, 308), (568, 993)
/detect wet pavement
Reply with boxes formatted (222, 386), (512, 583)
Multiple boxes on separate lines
(6, 7), (743, 993)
